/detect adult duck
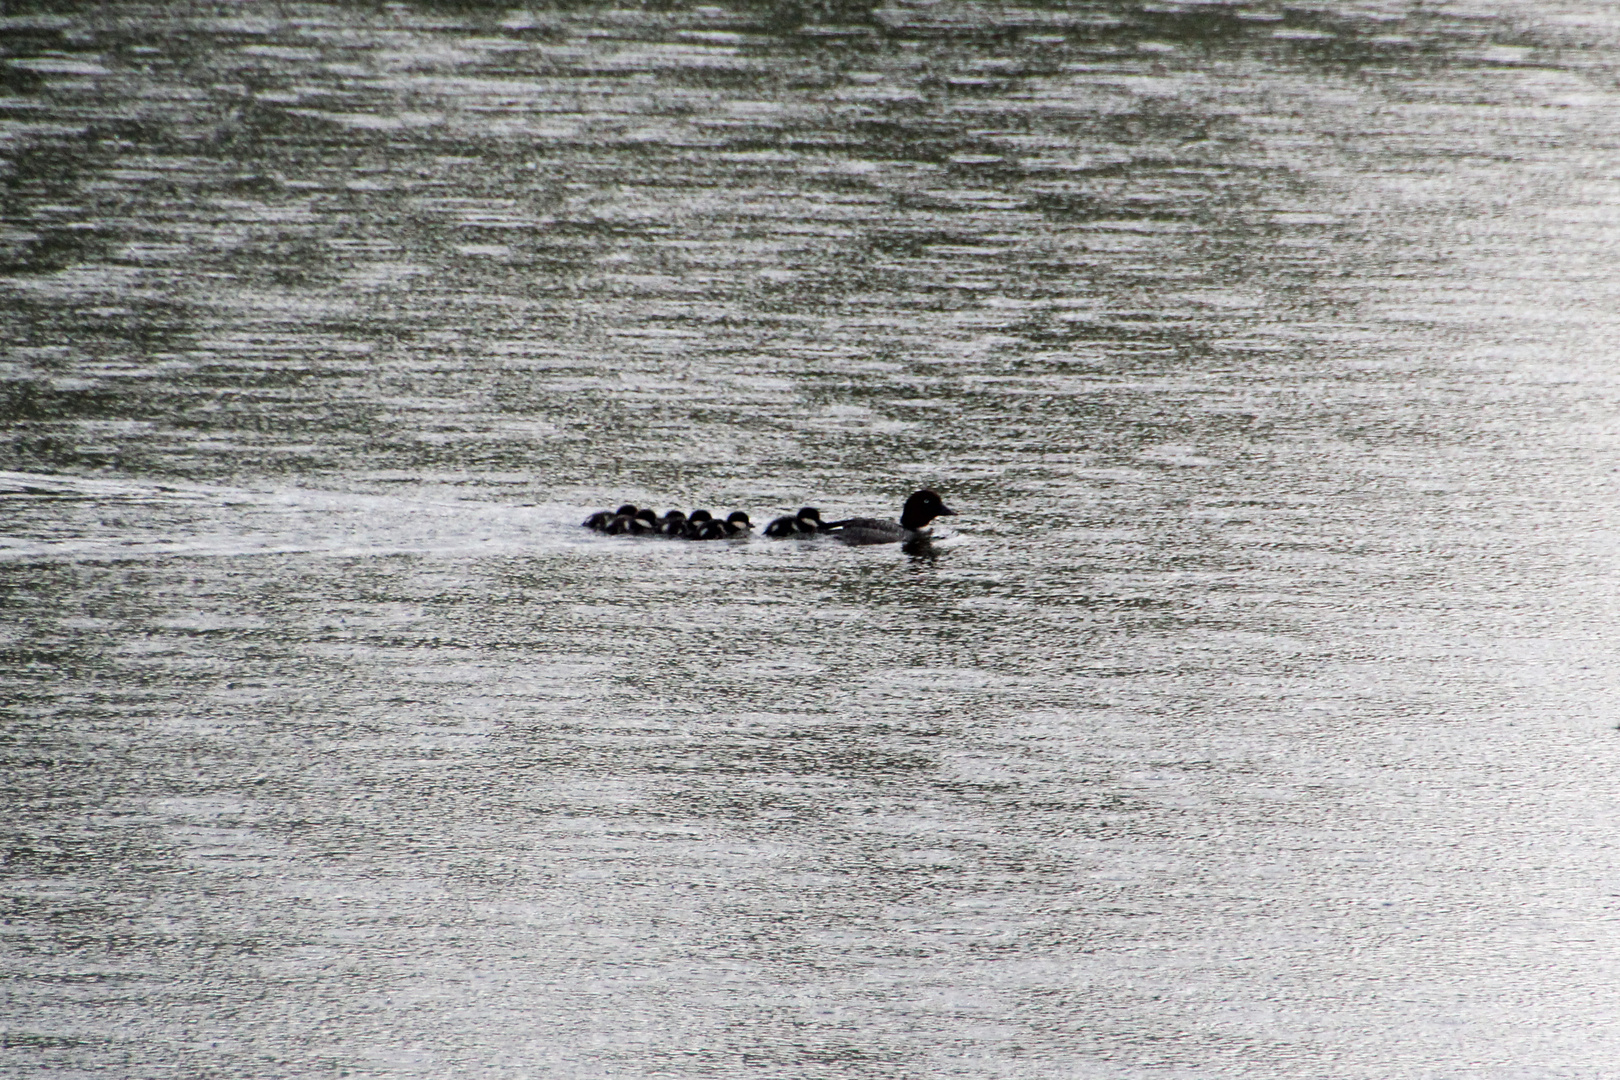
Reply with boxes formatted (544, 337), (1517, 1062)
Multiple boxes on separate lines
(824, 490), (956, 546)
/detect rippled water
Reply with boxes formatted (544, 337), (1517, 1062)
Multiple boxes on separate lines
(5, 1), (1620, 1076)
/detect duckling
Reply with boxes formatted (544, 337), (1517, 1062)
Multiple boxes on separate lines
(695, 517), (730, 541)
(628, 508), (660, 535)
(763, 507), (827, 537)
(824, 490), (956, 546)
(795, 507), (828, 534)
(723, 510), (753, 537)
(584, 503), (638, 532)
(657, 509), (687, 537)
(681, 510), (714, 540)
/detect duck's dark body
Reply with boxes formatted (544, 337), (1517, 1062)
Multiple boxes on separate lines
(825, 490), (956, 546)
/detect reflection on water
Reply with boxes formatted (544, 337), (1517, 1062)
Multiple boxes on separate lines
(5, 1), (1620, 1076)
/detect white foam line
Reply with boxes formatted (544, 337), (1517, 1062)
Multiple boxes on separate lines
(0, 471), (605, 563)
(0, 469), (222, 501)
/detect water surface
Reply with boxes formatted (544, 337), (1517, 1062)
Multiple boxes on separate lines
(4, 1), (1620, 1076)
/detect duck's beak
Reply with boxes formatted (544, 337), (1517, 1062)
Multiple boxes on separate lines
(939, 504), (957, 516)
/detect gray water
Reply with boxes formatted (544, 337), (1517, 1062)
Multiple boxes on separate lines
(4, 1), (1620, 1076)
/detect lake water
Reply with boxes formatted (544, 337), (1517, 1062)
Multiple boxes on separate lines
(4, 1), (1620, 1076)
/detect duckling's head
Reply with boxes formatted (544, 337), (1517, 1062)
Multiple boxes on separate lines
(726, 511), (752, 533)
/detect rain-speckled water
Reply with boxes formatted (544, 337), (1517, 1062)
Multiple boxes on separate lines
(4, 1), (1620, 1076)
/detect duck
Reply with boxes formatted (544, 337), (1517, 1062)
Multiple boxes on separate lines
(657, 509), (687, 537)
(606, 507), (659, 535)
(584, 503), (638, 532)
(681, 509), (715, 539)
(823, 490), (957, 546)
(693, 516), (729, 541)
(723, 511), (753, 537)
(763, 507), (828, 538)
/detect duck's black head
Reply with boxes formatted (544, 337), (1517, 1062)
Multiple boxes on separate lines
(726, 510), (751, 527)
(634, 508), (659, 526)
(614, 503), (638, 517)
(797, 507), (823, 523)
(899, 489), (957, 530)
(688, 509), (713, 524)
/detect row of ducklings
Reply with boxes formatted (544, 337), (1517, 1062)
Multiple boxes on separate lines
(582, 503), (829, 540)
(583, 504), (754, 540)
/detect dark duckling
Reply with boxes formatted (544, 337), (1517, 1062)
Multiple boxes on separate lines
(723, 511), (753, 537)
(693, 516), (729, 541)
(657, 510), (687, 537)
(681, 510), (714, 540)
(763, 507), (827, 538)
(584, 503), (638, 532)
(603, 507), (659, 535)
(824, 490), (956, 546)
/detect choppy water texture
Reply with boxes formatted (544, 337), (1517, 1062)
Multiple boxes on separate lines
(5, 1), (1620, 1076)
